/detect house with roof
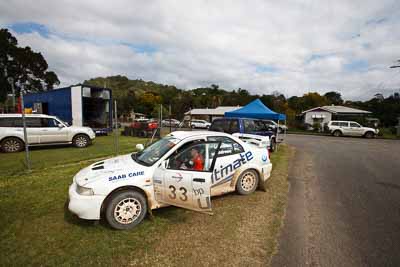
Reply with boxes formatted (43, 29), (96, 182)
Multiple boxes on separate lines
(184, 106), (241, 121)
(301, 105), (372, 126)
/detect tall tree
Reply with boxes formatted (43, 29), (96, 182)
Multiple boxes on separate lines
(301, 92), (328, 110)
(324, 91), (343, 105)
(0, 28), (60, 102)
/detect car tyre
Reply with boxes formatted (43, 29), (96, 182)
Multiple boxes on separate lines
(333, 130), (342, 137)
(364, 131), (374, 138)
(1, 137), (24, 153)
(269, 138), (276, 152)
(191, 124), (196, 129)
(236, 169), (259, 195)
(105, 190), (147, 230)
(72, 134), (90, 148)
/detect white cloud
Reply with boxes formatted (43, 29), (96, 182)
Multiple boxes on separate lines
(1, 0), (400, 100)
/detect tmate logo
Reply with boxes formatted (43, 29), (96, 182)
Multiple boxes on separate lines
(211, 151), (253, 184)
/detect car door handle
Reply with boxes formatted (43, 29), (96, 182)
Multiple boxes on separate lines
(193, 178), (205, 183)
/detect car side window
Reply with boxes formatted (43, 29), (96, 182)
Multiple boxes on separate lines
(25, 118), (42, 128)
(229, 120), (239, 133)
(243, 119), (256, 133)
(210, 120), (225, 132)
(350, 122), (360, 127)
(0, 118), (15, 127)
(41, 118), (58, 127)
(207, 136), (244, 156)
(167, 142), (219, 172)
(254, 120), (267, 131)
(331, 122), (339, 126)
(14, 118), (23, 127)
(339, 122), (348, 127)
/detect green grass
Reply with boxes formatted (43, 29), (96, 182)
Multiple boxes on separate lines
(0, 134), (178, 266)
(0, 134), (148, 175)
(0, 135), (291, 266)
(378, 127), (399, 139)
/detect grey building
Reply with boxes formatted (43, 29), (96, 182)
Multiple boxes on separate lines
(301, 105), (372, 126)
(184, 106), (241, 121)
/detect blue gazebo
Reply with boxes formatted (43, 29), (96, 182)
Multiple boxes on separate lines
(225, 99), (287, 149)
(224, 99), (286, 120)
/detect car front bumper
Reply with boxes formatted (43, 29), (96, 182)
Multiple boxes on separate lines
(68, 182), (105, 220)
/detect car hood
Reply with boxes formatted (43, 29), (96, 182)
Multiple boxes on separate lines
(75, 154), (146, 186)
(68, 125), (92, 131)
(365, 127), (378, 132)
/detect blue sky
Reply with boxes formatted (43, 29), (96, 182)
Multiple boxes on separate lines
(9, 22), (50, 37)
(1, 0), (400, 100)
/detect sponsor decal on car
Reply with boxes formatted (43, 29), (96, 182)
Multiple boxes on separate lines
(262, 154), (268, 162)
(211, 151), (253, 185)
(108, 171), (144, 181)
(171, 172), (183, 182)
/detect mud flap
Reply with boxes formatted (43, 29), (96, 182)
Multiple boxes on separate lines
(147, 206), (155, 221)
(260, 163), (273, 192)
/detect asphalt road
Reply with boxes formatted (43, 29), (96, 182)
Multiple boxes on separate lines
(272, 134), (400, 267)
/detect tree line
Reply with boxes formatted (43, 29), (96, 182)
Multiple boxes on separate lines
(84, 75), (400, 127)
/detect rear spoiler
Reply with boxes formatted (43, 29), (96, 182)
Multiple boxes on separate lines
(232, 133), (270, 148)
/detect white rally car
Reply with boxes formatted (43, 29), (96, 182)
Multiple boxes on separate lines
(68, 131), (272, 230)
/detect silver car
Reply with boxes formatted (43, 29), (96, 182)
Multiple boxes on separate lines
(327, 120), (378, 138)
(0, 114), (96, 152)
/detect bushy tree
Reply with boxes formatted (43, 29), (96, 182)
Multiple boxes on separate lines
(324, 91), (343, 105)
(0, 28), (60, 102)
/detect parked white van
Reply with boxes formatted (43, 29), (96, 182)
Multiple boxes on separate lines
(0, 114), (96, 152)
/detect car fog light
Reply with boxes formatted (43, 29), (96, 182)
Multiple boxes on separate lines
(76, 185), (94, 196)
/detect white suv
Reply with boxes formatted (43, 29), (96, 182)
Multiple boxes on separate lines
(327, 120), (379, 138)
(190, 119), (211, 129)
(0, 114), (96, 153)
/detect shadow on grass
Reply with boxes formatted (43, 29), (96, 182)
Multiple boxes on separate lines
(28, 144), (73, 151)
(63, 196), (190, 230)
(151, 205), (189, 224)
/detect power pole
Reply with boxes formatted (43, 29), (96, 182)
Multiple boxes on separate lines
(114, 100), (119, 155)
(20, 84), (31, 171)
(169, 103), (172, 133)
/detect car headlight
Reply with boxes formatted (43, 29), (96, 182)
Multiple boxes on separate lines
(76, 184), (94, 196)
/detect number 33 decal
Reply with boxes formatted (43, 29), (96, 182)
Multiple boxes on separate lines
(168, 185), (188, 201)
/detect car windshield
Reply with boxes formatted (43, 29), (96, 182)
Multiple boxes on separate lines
(132, 136), (180, 166)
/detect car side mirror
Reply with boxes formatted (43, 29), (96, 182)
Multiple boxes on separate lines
(136, 144), (144, 151)
(57, 123), (64, 128)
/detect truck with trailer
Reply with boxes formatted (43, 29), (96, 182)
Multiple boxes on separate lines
(24, 84), (113, 135)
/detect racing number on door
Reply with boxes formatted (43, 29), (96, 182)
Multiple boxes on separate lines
(168, 185), (188, 201)
(168, 185), (176, 199)
(179, 187), (188, 201)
